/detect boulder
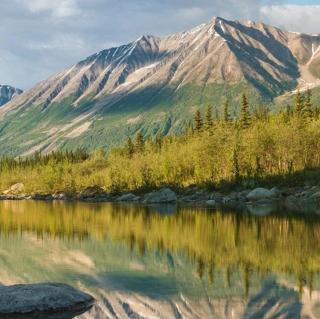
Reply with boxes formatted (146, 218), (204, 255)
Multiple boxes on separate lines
(247, 200), (275, 216)
(206, 200), (216, 206)
(116, 193), (140, 202)
(0, 283), (94, 316)
(3, 183), (25, 195)
(144, 188), (177, 203)
(79, 186), (105, 199)
(246, 188), (274, 202)
(284, 195), (300, 211)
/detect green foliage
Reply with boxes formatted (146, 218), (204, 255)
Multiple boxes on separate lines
(239, 94), (251, 129)
(125, 137), (135, 158)
(135, 132), (145, 153)
(294, 90), (304, 117)
(1, 91), (320, 193)
(223, 99), (231, 124)
(193, 109), (203, 133)
(205, 105), (213, 130)
(303, 89), (313, 121)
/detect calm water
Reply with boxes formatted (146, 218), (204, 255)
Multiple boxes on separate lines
(0, 201), (319, 318)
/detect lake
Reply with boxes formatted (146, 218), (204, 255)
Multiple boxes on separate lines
(0, 200), (319, 318)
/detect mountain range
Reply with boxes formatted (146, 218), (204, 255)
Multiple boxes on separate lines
(1, 17), (320, 156)
(0, 85), (22, 107)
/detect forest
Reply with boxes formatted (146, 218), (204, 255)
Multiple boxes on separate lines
(0, 90), (319, 194)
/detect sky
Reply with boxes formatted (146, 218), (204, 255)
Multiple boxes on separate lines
(0, 0), (319, 89)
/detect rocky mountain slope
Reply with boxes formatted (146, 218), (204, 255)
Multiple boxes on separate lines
(0, 85), (22, 107)
(0, 17), (320, 155)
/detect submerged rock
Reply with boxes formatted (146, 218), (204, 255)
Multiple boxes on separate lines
(116, 193), (140, 202)
(206, 200), (216, 206)
(0, 283), (94, 316)
(144, 188), (177, 203)
(247, 188), (274, 202)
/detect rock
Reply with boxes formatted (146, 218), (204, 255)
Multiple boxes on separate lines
(247, 200), (275, 216)
(0, 283), (94, 315)
(284, 195), (299, 211)
(209, 192), (223, 203)
(206, 200), (216, 206)
(144, 188), (177, 204)
(3, 183), (25, 195)
(246, 188), (274, 202)
(31, 194), (53, 200)
(116, 193), (140, 202)
(79, 186), (105, 199)
(53, 193), (68, 200)
(270, 187), (281, 197)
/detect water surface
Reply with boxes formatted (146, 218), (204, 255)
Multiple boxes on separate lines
(0, 201), (319, 318)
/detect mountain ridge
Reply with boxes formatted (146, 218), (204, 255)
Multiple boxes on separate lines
(1, 16), (320, 155)
(0, 85), (22, 107)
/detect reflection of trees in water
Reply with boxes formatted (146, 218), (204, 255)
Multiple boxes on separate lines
(0, 201), (320, 295)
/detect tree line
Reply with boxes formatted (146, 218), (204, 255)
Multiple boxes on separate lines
(0, 90), (319, 193)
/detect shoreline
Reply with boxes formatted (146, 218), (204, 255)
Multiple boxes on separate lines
(1, 184), (320, 214)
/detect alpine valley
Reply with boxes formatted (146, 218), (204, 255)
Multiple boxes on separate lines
(1, 16), (320, 156)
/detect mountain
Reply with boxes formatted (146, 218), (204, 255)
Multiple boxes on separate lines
(0, 85), (22, 107)
(0, 17), (320, 155)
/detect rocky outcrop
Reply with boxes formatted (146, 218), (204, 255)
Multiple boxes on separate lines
(0, 85), (22, 106)
(144, 188), (177, 203)
(2, 184), (320, 214)
(0, 283), (94, 316)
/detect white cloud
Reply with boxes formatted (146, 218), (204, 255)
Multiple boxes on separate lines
(260, 5), (320, 34)
(25, 0), (80, 17)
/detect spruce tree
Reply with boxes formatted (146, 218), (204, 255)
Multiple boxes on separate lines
(239, 93), (251, 129)
(223, 99), (231, 123)
(205, 105), (213, 130)
(135, 132), (145, 152)
(194, 109), (203, 133)
(294, 90), (304, 117)
(126, 137), (135, 157)
(303, 89), (313, 120)
(155, 134), (163, 152)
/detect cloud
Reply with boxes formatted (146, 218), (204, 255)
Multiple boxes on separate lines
(0, 0), (319, 89)
(24, 0), (80, 18)
(260, 5), (320, 34)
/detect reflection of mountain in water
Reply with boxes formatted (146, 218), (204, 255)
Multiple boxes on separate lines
(78, 280), (304, 319)
(0, 201), (319, 318)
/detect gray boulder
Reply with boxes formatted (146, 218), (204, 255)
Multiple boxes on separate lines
(247, 188), (274, 202)
(206, 200), (216, 206)
(0, 283), (94, 315)
(247, 200), (275, 216)
(116, 193), (140, 202)
(284, 195), (300, 211)
(144, 188), (177, 203)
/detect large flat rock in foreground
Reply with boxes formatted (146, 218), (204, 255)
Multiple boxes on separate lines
(0, 283), (94, 317)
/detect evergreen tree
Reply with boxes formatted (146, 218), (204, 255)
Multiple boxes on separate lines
(135, 132), (145, 153)
(223, 99), (231, 123)
(205, 105), (213, 130)
(194, 109), (203, 133)
(126, 137), (135, 157)
(155, 134), (163, 152)
(125, 137), (134, 157)
(294, 90), (304, 117)
(239, 93), (251, 129)
(303, 89), (313, 120)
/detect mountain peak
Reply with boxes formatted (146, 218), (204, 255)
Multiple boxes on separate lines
(1, 16), (320, 155)
(0, 85), (22, 107)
